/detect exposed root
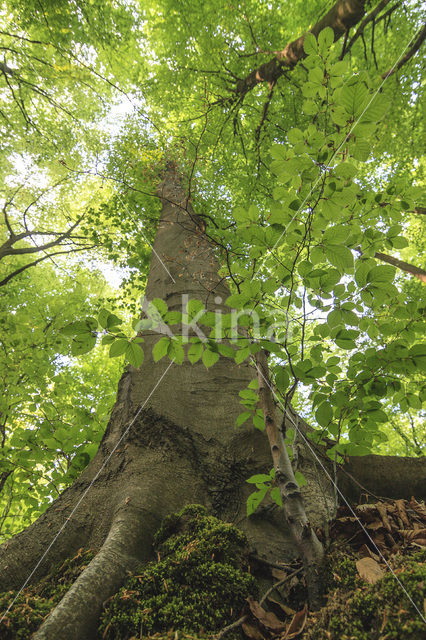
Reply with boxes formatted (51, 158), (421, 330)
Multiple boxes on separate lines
(32, 504), (159, 640)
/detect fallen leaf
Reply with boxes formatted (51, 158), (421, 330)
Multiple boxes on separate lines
(356, 557), (385, 584)
(242, 621), (265, 640)
(395, 499), (410, 528)
(366, 520), (384, 531)
(247, 596), (285, 632)
(282, 604), (308, 639)
(358, 544), (380, 562)
(409, 498), (426, 522)
(267, 596), (296, 616)
(399, 528), (426, 546)
(376, 502), (393, 533)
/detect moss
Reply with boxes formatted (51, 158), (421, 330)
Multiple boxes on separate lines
(305, 549), (426, 640)
(98, 505), (258, 640)
(329, 551), (358, 589)
(0, 549), (95, 639)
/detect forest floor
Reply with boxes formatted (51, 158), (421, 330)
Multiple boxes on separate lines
(0, 499), (425, 640)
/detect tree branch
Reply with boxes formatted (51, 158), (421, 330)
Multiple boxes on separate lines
(236, 0), (366, 97)
(382, 21), (426, 78)
(0, 245), (95, 287)
(255, 349), (324, 607)
(344, 0), (394, 56)
(374, 251), (426, 282)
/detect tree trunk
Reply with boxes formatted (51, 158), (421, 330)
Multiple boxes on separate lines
(0, 166), (423, 638)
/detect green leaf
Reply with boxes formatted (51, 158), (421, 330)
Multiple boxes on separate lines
(367, 264), (395, 284)
(246, 473), (271, 484)
(188, 341), (204, 364)
(246, 486), (268, 516)
(294, 471), (307, 487)
(327, 309), (343, 328)
(324, 245), (353, 272)
(309, 67), (323, 85)
(275, 368), (290, 392)
(330, 60), (348, 76)
(270, 487), (283, 507)
(235, 346), (250, 364)
(341, 80), (368, 117)
(253, 411), (265, 431)
(187, 299), (204, 316)
(125, 341), (144, 368)
(62, 319), (96, 336)
(152, 298), (168, 316)
(109, 339), (128, 358)
(218, 343), (235, 358)
(235, 411), (251, 427)
(315, 402), (333, 427)
(303, 33), (318, 55)
(71, 334), (96, 356)
(168, 340), (185, 364)
(153, 337), (170, 362)
(202, 348), (219, 368)
(318, 27), (334, 53)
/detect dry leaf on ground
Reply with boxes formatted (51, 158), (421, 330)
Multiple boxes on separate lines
(356, 557), (385, 584)
(247, 596), (286, 632)
(281, 604), (308, 639)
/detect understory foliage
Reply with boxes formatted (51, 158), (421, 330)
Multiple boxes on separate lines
(98, 505), (258, 638)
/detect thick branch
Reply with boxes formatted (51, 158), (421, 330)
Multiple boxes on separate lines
(0, 61), (14, 76)
(236, 0), (366, 96)
(374, 251), (426, 282)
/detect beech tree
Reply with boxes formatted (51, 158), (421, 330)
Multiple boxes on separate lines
(0, 0), (425, 638)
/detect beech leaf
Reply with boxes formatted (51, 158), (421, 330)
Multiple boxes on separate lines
(356, 557), (385, 584)
(246, 596), (286, 631)
(283, 604), (308, 638)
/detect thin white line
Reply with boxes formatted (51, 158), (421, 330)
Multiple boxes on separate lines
(254, 360), (426, 623)
(0, 359), (175, 623)
(253, 26), (423, 280)
(116, 194), (176, 283)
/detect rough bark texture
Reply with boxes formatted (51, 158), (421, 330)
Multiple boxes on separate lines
(0, 166), (424, 638)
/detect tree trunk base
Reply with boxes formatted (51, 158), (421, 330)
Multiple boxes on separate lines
(0, 408), (423, 638)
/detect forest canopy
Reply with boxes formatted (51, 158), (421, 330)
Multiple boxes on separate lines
(0, 0), (425, 543)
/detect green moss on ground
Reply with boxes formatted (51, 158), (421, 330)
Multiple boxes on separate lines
(304, 549), (426, 640)
(98, 504), (258, 639)
(0, 549), (94, 639)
